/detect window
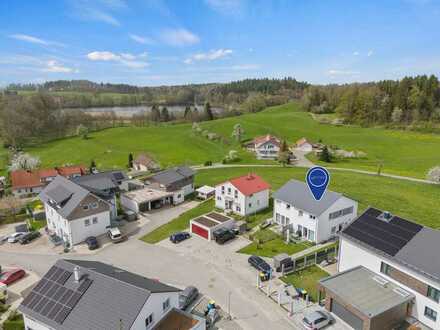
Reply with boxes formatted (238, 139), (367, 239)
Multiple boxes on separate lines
(380, 262), (392, 276)
(428, 286), (440, 303)
(248, 203), (252, 208)
(234, 190), (238, 198)
(162, 298), (170, 311)
(331, 226), (337, 234)
(276, 213), (280, 223)
(309, 215), (316, 219)
(83, 205), (89, 210)
(308, 230), (315, 241)
(84, 219), (90, 227)
(298, 210), (303, 217)
(329, 206), (354, 220)
(236, 206), (241, 212)
(217, 196), (221, 201)
(145, 313), (153, 327)
(91, 202), (98, 209)
(425, 306), (437, 321)
(221, 186), (225, 194)
(286, 204), (290, 209)
(227, 187), (231, 194)
(92, 217), (98, 224)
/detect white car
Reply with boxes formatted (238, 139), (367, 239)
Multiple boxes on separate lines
(8, 232), (25, 243)
(107, 228), (125, 243)
(303, 310), (334, 329)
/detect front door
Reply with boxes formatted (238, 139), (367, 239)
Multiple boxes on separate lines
(226, 200), (233, 210)
(303, 227), (308, 238)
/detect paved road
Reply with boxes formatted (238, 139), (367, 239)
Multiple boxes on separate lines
(0, 205), (295, 330)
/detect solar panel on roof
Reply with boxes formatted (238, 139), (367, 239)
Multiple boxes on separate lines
(53, 286), (67, 301)
(21, 292), (36, 307)
(41, 280), (54, 295)
(60, 289), (74, 304)
(28, 293), (43, 310)
(54, 306), (71, 324)
(390, 216), (423, 233)
(46, 283), (60, 299)
(113, 172), (124, 180)
(77, 278), (92, 293)
(34, 278), (48, 293)
(34, 299), (48, 313)
(50, 267), (65, 282)
(56, 270), (72, 285)
(66, 292), (81, 308)
(44, 266), (59, 280)
(41, 300), (55, 317)
(47, 303), (63, 320)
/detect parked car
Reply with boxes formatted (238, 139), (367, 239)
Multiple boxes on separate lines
(7, 232), (25, 243)
(248, 255), (272, 274)
(0, 269), (26, 285)
(18, 231), (41, 245)
(107, 228), (125, 243)
(170, 232), (190, 244)
(85, 236), (99, 250)
(303, 310), (334, 330)
(212, 228), (235, 245)
(179, 286), (199, 310)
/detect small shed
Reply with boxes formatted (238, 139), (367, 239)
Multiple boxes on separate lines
(196, 185), (215, 200)
(121, 187), (173, 213)
(190, 212), (235, 241)
(273, 253), (293, 272)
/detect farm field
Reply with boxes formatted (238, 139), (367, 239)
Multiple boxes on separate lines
(19, 102), (440, 179)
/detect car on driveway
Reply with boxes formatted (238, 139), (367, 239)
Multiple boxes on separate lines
(85, 236), (99, 250)
(303, 310), (334, 329)
(170, 232), (190, 244)
(0, 269), (26, 285)
(179, 286), (199, 310)
(213, 228), (235, 245)
(18, 231), (41, 245)
(248, 255), (272, 274)
(107, 228), (125, 243)
(7, 232), (25, 243)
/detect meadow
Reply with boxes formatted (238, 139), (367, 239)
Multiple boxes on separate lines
(20, 102), (440, 178)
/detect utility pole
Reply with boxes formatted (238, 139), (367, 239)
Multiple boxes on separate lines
(227, 290), (232, 320)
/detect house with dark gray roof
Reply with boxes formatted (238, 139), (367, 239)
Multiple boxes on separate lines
(146, 166), (195, 205)
(19, 259), (204, 330)
(339, 207), (440, 329)
(39, 176), (111, 246)
(272, 179), (357, 243)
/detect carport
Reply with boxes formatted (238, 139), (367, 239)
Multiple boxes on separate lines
(120, 188), (173, 213)
(190, 212), (235, 241)
(318, 266), (414, 330)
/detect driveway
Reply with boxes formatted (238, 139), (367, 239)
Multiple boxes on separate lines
(291, 149), (315, 167)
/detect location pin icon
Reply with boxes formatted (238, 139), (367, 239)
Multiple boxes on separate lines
(306, 166), (330, 201)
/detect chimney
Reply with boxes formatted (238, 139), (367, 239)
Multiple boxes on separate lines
(73, 266), (80, 283)
(383, 211), (392, 220)
(247, 173), (253, 180)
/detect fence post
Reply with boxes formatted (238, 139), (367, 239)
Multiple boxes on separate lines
(281, 263), (285, 276)
(314, 252), (317, 265)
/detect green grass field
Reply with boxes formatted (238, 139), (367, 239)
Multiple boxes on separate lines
(281, 266), (330, 302)
(20, 102), (440, 179)
(195, 167), (440, 229)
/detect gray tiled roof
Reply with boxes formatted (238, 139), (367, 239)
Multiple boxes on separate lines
(39, 176), (91, 219)
(18, 259), (180, 330)
(73, 170), (128, 192)
(151, 166), (195, 186)
(273, 179), (342, 215)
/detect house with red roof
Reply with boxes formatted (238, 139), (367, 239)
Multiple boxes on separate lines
(246, 134), (281, 160)
(215, 173), (270, 216)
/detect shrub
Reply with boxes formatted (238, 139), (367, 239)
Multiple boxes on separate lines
(204, 161), (212, 166)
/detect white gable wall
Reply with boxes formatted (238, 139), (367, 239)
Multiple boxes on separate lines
(23, 315), (52, 330)
(255, 141), (280, 159)
(131, 291), (180, 330)
(69, 211), (111, 245)
(339, 237), (440, 329)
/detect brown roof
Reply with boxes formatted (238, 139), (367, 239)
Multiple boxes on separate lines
(206, 212), (232, 223)
(296, 137), (311, 146)
(57, 165), (86, 177)
(252, 134), (281, 147)
(38, 168), (58, 178)
(134, 153), (156, 166)
(192, 216), (219, 228)
(10, 170), (43, 189)
(153, 308), (199, 330)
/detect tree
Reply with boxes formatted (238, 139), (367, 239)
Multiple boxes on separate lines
(128, 153), (134, 168)
(278, 140), (290, 166)
(231, 123), (244, 142)
(161, 107), (170, 122)
(204, 102), (214, 120)
(9, 153), (41, 171)
(76, 124), (89, 139)
(184, 106), (191, 120)
(319, 146), (332, 163)
(89, 160), (96, 173)
(391, 107), (403, 123)
(427, 166), (440, 183)
(0, 196), (23, 222)
(150, 105), (161, 122)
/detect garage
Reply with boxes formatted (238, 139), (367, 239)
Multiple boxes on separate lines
(121, 188), (173, 213)
(190, 212), (235, 241)
(331, 299), (363, 330)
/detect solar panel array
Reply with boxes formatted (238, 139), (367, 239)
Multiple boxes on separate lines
(343, 208), (423, 257)
(21, 266), (93, 325)
(206, 212), (231, 223)
(113, 172), (125, 181)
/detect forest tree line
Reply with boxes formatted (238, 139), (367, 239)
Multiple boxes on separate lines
(302, 75), (440, 126)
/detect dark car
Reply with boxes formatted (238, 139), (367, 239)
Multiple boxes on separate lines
(170, 232), (190, 244)
(179, 286), (199, 310)
(18, 231), (41, 245)
(213, 228), (235, 245)
(248, 255), (272, 274)
(85, 236), (99, 250)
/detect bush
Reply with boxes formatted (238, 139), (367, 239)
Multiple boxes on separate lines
(3, 311), (24, 330)
(204, 160), (212, 166)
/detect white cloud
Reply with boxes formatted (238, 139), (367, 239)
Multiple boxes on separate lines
(353, 51), (360, 56)
(68, 0), (123, 26)
(86, 51), (149, 68)
(43, 60), (77, 73)
(205, 0), (245, 16)
(8, 34), (64, 47)
(367, 50), (374, 57)
(328, 69), (360, 76)
(185, 49), (233, 64)
(160, 28), (200, 46)
(129, 34), (155, 45)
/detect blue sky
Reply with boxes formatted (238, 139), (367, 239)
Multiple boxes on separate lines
(1, 0), (440, 86)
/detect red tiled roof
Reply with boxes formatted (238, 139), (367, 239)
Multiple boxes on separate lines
(38, 168), (58, 178)
(228, 174), (270, 196)
(57, 165), (86, 177)
(10, 170), (43, 189)
(296, 137), (311, 146)
(253, 135), (281, 147)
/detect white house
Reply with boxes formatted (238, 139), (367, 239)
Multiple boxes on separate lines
(246, 135), (281, 160)
(39, 176), (111, 246)
(272, 179), (357, 243)
(295, 137), (313, 152)
(19, 259), (205, 330)
(215, 173), (270, 216)
(339, 207), (440, 330)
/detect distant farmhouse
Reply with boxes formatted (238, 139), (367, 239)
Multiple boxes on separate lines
(246, 135), (281, 160)
(132, 153), (160, 172)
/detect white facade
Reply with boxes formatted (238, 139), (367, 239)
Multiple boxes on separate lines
(13, 185), (43, 198)
(296, 142), (313, 152)
(339, 237), (440, 329)
(23, 315), (51, 330)
(273, 196), (357, 243)
(255, 141), (280, 160)
(215, 182), (269, 216)
(45, 202), (111, 246)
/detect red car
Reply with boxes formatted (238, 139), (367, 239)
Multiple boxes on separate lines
(0, 269), (26, 285)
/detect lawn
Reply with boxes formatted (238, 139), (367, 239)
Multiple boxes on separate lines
(18, 102), (440, 179)
(281, 265), (330, 302)
(238, 228), (313, 258)
(140, 199), (214, 244)
(195, 167), (440, 229)
(231, 200), (273, 229)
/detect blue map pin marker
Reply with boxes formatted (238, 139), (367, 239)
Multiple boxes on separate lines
(306, 166), (330, 201)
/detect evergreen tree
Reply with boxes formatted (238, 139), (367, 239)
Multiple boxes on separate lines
(89, 160), (97, 173)
(204, 102), (214, 120)
(161, 107), (170, 122)
(150, 104), (161, 122)
(184, 106), (191, 120)
(128, 153), (134, 168)
(319, 146), (332, 163)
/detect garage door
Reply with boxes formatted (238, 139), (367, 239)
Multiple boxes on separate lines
(191, 224), (209, 239)
(331, 299), (364, 330)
